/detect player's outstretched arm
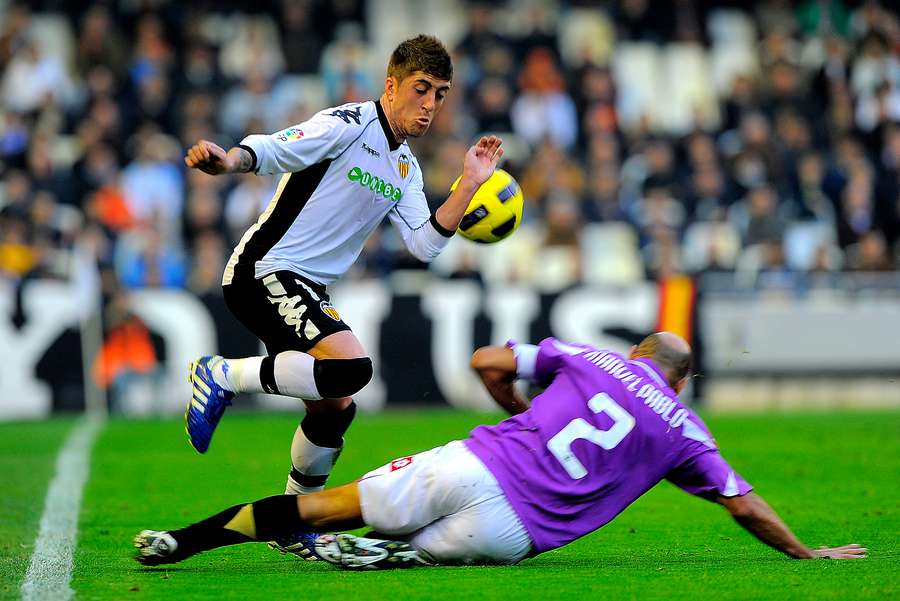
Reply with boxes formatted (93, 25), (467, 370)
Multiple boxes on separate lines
(184, 140), (255, 175)
(433, 135), (504, 232)
(719, 492), (866, 559)
(471, 345), (530, 415)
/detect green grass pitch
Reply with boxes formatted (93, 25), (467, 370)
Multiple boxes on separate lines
(1, 410), (898, 600)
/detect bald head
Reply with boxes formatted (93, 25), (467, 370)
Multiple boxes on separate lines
(630, 332), (693, 390)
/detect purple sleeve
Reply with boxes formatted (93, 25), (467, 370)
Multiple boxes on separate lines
(667, 450), (753, 501)
(508, 337), (588, 386)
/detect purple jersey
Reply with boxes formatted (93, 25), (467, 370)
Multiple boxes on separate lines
(464, 338), (752, 553)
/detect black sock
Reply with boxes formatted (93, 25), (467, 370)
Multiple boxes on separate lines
(169, 495), (309, 560)
(301, 401), (357, 448)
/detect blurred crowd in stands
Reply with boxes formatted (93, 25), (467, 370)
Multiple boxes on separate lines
(2, 0), (900, 297)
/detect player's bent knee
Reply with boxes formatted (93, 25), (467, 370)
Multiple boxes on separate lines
(313, 357), (373, 399)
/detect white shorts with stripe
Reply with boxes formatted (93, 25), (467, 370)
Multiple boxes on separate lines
(358, 440), (532, 565)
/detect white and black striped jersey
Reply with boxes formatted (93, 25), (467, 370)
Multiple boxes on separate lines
(223, 100), (454, 286)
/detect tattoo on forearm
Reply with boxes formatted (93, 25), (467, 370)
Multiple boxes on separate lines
(236, 149), (253, 173)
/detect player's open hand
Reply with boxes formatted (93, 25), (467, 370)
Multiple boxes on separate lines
(809, 544), (867, 559)
(462, 135), (504, 187)
(185, 140), (230, 175)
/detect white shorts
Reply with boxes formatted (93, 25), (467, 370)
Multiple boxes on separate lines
(358, 440), (533, 565)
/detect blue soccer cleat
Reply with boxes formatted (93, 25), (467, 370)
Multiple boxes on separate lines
(185, 356), (235, 453)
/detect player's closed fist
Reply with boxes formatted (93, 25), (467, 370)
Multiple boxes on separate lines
(185, 140), (229, 175)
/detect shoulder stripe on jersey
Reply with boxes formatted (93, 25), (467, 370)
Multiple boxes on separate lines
(223, 172), (291, 285)
(223, 159), (333, 284)
(333, 118), (378, 162)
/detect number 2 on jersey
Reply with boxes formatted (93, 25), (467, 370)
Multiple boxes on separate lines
(547, 393), (636, 479)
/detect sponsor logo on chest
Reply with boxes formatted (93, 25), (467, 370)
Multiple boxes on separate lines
(347, 166), (402, 201)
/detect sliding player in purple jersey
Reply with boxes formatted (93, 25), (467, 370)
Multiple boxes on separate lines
(134, 332), (865, 568)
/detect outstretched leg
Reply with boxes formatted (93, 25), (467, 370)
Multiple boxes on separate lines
(134, 483), (364, 566)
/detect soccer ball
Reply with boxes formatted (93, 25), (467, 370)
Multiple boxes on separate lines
(451, 169), (524, 244)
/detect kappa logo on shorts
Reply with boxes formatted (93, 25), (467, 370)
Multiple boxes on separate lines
(390, 456), (413, 471)
(267, 294), (321, 340)
(263, 274), (321, 340)
(320, 301), (341, 321)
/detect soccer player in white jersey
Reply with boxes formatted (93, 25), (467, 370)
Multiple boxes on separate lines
(180, 34), (503, 554)
(136, 333), (865, 569)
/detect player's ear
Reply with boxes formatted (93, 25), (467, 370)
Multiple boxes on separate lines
(385, 76), (398, 102)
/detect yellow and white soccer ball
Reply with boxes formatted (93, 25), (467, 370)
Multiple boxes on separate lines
(451, 169), (524, 244)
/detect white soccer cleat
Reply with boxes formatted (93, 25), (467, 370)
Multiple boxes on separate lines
(314, 534), (425, 570)
(133, 530), (180, 566)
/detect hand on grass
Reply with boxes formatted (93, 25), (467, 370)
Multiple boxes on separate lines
(808, 544), (867, 559)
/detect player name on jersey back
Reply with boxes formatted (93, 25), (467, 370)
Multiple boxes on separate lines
(464, 338), (751, 553)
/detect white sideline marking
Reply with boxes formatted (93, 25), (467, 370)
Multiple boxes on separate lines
(21, 416), (104, 601)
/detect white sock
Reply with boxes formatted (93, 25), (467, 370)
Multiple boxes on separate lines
(285, 425), (342, 494)
(210, 356), (263, 393)
(209, 352), (322, 399)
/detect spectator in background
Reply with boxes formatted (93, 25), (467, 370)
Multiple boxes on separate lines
(520, 139), (585, 214)
(511, 48), (578, 150)
(632, 181), (687, 244)
(187, 230), (227, 297)
(846, 229), (894, 271)
(179, 43), (225, 95)
(76, 5), (127, 77)
(585, 131), (621, 169)
(120, 129), (184, 234)
(224, 173), (274, 245)
(219, 71), (274, 139)
(454, 3), (511, 98)
(536, 194), (583, 290)
(91, 285), (163, 413)
(877, 124), (900, 246)
(791, 151), (837, 222)
(129, 14), (173, 89)
(687, 165), (729, 221)
(183, 187), (225, 251)
(621, 137), (679, 202)
(855, 80), (900, 133)
(219, 16), (285, 82)
(722, 74), (762, 132)
(2, 37), (73, 113)
(319, 23), (375, 104)
(2, 0), (899, 294)
(837, 174), (878, 247)
(741, 185), (788, 247)
(116, 223), (187, 290)
(472, 77), (514, 133)
(850, 31), (899, 98)
(615, 0), (673, 43)
(279, 1), (326, 75)
(583, 164), (630, 223)
(576, 66), (618, 144)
